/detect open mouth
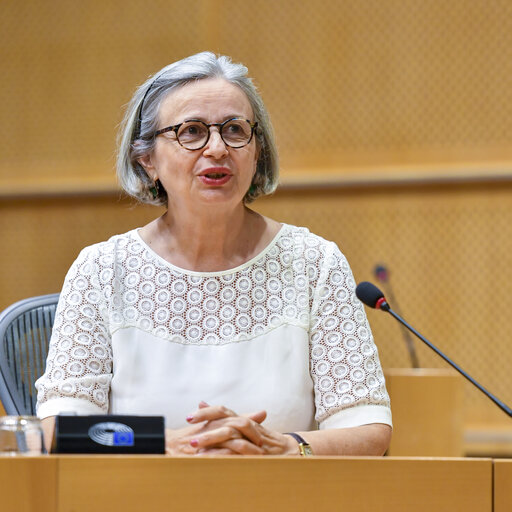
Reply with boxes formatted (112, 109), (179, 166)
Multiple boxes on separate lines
(199, 170), (232, 185)
(204, 173), (227, 179)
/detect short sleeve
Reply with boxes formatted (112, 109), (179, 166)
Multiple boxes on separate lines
(309, 242), (392, 429)
(35, 245), (113, 419)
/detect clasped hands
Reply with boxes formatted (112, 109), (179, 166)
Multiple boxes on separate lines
(165, 401), (300, 456)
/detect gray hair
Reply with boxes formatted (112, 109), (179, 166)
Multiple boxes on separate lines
(117, 52), (279, 206)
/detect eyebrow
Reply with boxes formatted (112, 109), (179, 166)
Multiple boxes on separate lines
(177, 114), (249, 124)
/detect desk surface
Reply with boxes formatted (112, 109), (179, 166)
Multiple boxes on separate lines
(0, 456), (496, 512)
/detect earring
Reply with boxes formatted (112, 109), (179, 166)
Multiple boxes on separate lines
(149, 179), (160, 199)
(248, 183), (256, 195)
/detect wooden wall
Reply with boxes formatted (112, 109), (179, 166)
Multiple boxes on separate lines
(2, 0), (512, 192)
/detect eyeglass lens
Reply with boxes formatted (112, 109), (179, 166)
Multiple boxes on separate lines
(177, 119), (253, 149)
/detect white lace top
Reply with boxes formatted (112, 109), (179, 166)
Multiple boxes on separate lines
(35, 224), (391, 432)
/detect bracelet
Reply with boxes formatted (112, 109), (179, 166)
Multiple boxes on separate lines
(284, 432), (314, 456)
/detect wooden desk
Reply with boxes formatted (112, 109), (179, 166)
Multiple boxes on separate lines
(385, 368), (464, 456)
(0, 456), (493, 512)
(494, 459), (512, 512)
(0, 457), (57, 512)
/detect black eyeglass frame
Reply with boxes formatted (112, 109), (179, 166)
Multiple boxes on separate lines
(153, 118), (258, 150)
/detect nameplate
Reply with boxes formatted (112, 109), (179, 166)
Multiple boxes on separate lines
(52, 414), (165, 454)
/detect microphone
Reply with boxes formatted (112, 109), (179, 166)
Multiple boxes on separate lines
(356, 281), (390, 311)
(374, 264), (389, 283)
(374, 264), (419, 368)
(356, 281), (512, 418)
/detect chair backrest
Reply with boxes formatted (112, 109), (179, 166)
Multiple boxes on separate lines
(0, 294), (60, 415)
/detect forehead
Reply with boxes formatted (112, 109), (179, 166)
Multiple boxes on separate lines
(158, 78), (253, 122)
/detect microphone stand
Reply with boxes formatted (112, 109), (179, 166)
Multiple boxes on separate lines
(374, 265), (420, 368)
(380, 301), (512, 418)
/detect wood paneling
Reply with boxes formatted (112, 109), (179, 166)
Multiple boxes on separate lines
(56, 456), (492, 512)
(385, 369), (464, 456)
(0, 194), (165, 309)
(1, 0), (512, 190)
(494, 459), (512, 512)
(0, 457), (57, 512)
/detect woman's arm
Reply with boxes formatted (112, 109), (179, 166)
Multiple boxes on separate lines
(41, 405), (390, 456)
(183, 404), (391, 456)
(35, 245), (113, 424)
(296, 423), (391, 456)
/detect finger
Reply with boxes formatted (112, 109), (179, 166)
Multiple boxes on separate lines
(186, 401), (211, 422)
(219, 416), (265, 446)
(189, 410), (267, 446)
(190, 425), (242, 449)
(220, 438), (265, 455)
(193, 414), (266, 447)
(187, 404), (237, 424)
(198, 416), (266, 447)
(246, 410), (267, 424)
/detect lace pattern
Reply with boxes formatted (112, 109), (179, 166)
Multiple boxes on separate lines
(36, 225), (390, 422)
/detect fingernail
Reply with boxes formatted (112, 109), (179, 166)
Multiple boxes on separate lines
(186, 415), (194, 422)
(190, 439), (199, 447)
(199, 401), (209, 407)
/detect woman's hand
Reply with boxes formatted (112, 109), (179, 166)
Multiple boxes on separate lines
(166, 402), (391, 456)
(177, 402), (301, 456)
(165, 401), (300, 456)
(165, 401), (266, 455)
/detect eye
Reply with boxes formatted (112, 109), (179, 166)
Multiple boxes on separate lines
(222, 120), (251, 141)
(185, 125), (200, 135)
(178, 121), (208, 142)
(226, 123), (242, 134)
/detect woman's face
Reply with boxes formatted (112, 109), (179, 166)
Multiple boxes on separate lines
(140, 78), (259, 214)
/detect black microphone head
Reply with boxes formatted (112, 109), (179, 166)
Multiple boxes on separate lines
(356, 281), (389, 310)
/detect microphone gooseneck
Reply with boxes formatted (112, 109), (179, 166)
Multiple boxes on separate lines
(356, 281), (512, 418)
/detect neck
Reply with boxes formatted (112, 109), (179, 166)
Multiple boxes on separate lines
(156, 203), (266, 271)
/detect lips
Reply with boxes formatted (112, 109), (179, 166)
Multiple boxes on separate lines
(198, 167), (232, 186)
(199, 167), (231, 177)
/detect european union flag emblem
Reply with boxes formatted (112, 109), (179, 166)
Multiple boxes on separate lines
(113, 431), (135, 446)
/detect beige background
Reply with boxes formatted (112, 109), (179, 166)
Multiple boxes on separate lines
(2, 0), (512, 189)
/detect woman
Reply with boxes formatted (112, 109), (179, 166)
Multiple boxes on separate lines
(36, 52), (392, 456)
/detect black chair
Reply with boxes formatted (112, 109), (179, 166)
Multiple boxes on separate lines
(0, 294), (59, 415)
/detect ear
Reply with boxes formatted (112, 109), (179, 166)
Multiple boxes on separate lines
(137, 153), (157, 180)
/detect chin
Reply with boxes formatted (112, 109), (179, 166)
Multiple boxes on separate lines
(197, 189), (244, 206)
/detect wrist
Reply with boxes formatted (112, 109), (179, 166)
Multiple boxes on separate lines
(284, 433), (302, 456)
(283, 432), (314, 457)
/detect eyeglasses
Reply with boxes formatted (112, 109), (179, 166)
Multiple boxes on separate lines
(154, 118), (258, 150)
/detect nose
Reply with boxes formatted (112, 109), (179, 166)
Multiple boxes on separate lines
(203, 127), (229, 158)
